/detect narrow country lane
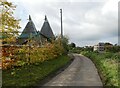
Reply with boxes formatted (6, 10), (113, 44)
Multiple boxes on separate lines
(43, 54), (103, 87)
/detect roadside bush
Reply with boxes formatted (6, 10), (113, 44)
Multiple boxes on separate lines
(104, 52), (114, 59)
(2, 38), (66, 70)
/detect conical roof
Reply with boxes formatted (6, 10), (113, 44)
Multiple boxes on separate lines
(18, 15), (38, 44)
(40, 15), (55, 39)
(19, 15), (37, 39)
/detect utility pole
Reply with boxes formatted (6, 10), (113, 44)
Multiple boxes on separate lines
(60, 9), (63, 40)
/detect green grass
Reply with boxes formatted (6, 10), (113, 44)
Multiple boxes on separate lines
(81, 51), (119, 87)
(2, 55), (71, 87)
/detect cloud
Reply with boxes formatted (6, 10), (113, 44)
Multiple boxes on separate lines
(8, 0), (119, 46)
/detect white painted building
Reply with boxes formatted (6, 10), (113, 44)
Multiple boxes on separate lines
(94, 43), (104, 52)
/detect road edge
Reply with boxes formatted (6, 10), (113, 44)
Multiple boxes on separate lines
(34, 54), (75, 87)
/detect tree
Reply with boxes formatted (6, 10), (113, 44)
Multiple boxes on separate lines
(104, 42), (113, 46)
(56, 35), (69, 54)
(70, 42), (76, 48)
(0, 0), (20, 44)
(62, 36), (69, 54)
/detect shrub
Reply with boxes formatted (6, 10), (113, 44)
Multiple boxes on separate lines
(2, 38), (66, 70)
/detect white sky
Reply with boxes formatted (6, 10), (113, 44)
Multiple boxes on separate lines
(8, 0), (119, 46)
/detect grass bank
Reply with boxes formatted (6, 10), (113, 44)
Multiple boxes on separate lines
(2, 55), (71, 87)
(81, 51), (119, 87)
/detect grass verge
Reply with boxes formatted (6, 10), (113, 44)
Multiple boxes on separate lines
(2, 55), (71, 87)
(81, 51), (119, 87)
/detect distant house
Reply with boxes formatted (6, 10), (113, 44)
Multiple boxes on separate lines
(93, 43), (104, 52)
(17, 15), (55, 46)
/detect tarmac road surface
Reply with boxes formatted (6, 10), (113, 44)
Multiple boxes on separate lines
(43, 54), (103, 87)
